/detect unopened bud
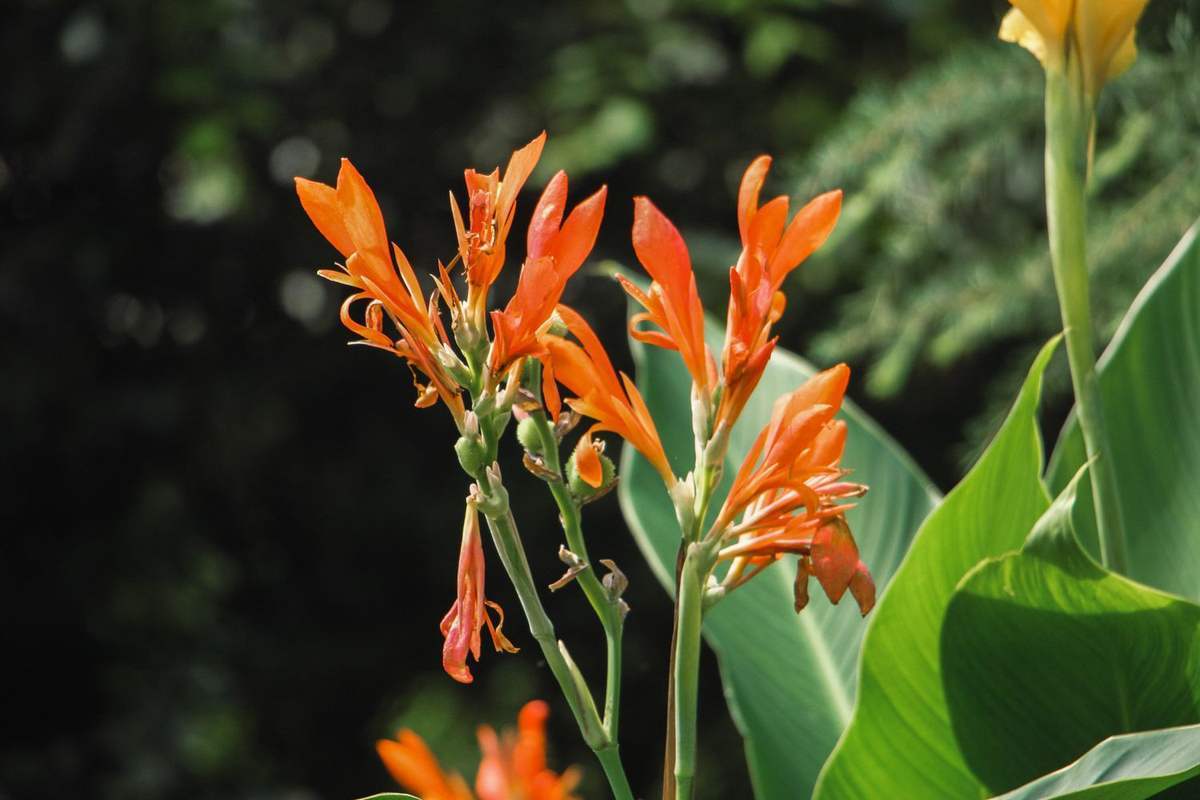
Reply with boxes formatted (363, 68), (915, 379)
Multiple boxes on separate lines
(454, 434), (487, 476)
(567, 448), (616, 503)
(517, 416), (544, 454)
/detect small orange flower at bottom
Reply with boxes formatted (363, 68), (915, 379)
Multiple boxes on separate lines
(440, 500), (518, 684)
(376, 701), (580, 800)
(476, 701), (582, 800)
(376, 730), (474, 800)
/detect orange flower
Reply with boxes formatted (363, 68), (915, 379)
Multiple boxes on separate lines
(440, 500), (518, 684)
(451, 133), (547, 324)
(476, 701), (582, 800)
(295, 159), (463, 419)
(489, 171), (607, 371)
(720, 156), (841, 428)
(712, 365), (873, 615)
(619, 197), (714, 393)
(539, 305), (675, 487)
(377, 730), (474, 800)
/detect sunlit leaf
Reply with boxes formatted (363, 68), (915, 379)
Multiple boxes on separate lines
(813, 339), (1058, 799)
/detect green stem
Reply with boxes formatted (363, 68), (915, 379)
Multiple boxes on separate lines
(674, 546), (706, 800)
(525, 362), (628, 741)
(1044, 70), (1129, 573)
(596, 744), (636, 800)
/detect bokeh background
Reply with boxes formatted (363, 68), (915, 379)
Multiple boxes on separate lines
(3, 0), (1197, 798)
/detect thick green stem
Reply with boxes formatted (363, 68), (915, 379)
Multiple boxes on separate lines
(1044, 70), (1129, 573)
(674, 546), (706, 800)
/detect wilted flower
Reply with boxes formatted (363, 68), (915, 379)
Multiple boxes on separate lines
(440, 500), (518, 684)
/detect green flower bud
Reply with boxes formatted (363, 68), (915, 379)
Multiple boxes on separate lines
(516, 416), (543, 454)
(454, 434), (487, 476)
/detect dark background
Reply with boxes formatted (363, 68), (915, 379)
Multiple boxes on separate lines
(2, 1), (1196, 798)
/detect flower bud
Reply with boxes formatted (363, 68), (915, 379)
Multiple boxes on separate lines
(516, 416), (544, 454)
(567, 434), (616, 501)
(454, 434), (487, 476)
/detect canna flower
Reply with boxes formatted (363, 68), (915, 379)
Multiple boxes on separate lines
(538, 305), (675, 487)
(451, 133), (547, 325)
(377, 730), (474, 800)
(489, 171), (608, 372)
(720, 157), (841, 429)
(621, 161), (842, 434)
(296, 159), (463, 420)
(711, 365), (874, 615)
(440, 500), (518, 684)
(619, 197), (714, 393)
(475, 701), (582, 800)
(999, 0), (1149, 98)
(376, 701), (580, 800)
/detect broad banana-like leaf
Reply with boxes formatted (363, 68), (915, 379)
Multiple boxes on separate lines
(619, 313), (939, 798)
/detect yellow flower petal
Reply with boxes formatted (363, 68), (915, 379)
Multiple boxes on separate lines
(1106, 30), (1139, 82)
(999, 7), (1051, 67)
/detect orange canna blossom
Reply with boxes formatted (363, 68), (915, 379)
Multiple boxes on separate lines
(450, 133), (547, 325)
(440, 500), (518, 684)
(720, 156), (841, 429)
(377, 730), (474, 800)
(619, 197), (714, 393)
(295, 159), (463, 420)
(713, 365), (873, 615)
(489, 171), (607, 372)
(376, 701), (579, 800)
(476, 701), (582, 800)
(539, 305), (675, 487)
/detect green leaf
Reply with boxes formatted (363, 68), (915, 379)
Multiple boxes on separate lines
(990, 724), (1200, 800)
(814, 338), (1059, 800)
(941, 469), (1200, 796)
(1047, 222), (1200, 600)
(355, 794), (421, 800)
(618, 313), (940, 797)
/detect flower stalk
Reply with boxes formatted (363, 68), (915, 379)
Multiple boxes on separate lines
(1044, 67), (1129, 572)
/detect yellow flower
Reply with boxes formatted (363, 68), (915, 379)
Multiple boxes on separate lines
(999, 0), (1149, 97)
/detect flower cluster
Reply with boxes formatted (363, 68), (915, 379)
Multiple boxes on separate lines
(377, 700), (580, 800)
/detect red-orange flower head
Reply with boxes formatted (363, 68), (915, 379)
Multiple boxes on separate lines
(713, 364), (873, 615)
(450, 133), (547, 325)
(476, 701), (582, 800)
(619, 197), (714, 394)
(489, 171), (607, 372)
(440, 500), (518, 684)
(295, 159), (463, 419)
(538, 305), (675, 487)
(376, 700), (579, 800)
(720, 156), (842, 429)
(377, 730), (474, 800)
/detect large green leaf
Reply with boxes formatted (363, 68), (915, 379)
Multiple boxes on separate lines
(813, 338), (1059, 799)
(356, 794), (421, 800)
(941, 469), (1200, 796)
(1047, 222), (1200, 600)
(991, 724), (1200, 800)
(618, 315), (940, 797)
